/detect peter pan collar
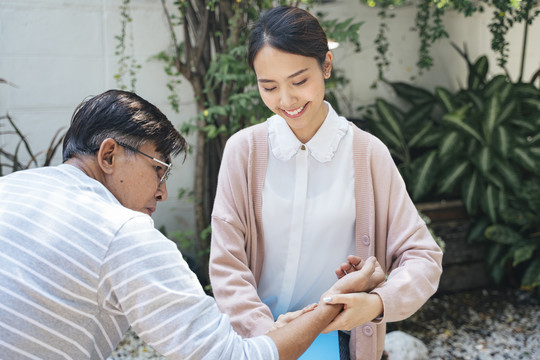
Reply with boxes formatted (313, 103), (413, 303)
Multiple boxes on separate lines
(268, 101), (349, 163)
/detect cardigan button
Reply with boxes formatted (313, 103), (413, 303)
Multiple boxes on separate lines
(361, 235), (370, 246)
(362, 325), (373, 337)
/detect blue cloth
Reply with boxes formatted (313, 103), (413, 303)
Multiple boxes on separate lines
(299, 331), (339, 359)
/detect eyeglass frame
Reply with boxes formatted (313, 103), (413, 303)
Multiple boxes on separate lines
(115, 141), (172, 186)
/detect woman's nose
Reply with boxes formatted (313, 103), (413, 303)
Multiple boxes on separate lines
(279, 88), (297, 108)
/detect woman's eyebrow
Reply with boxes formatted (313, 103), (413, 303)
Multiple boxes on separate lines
(257, 68), (309, 83)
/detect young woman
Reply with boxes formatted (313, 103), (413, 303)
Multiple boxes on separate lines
(209, 5), (443, 359)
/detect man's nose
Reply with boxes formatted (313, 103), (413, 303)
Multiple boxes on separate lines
(156, 182), (168, 201)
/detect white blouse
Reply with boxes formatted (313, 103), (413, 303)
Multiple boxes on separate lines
(258, 102), (356, 319)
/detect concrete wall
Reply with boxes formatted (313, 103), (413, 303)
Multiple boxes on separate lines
(1, 0), (197, 234)
(2, 0), (539, 234)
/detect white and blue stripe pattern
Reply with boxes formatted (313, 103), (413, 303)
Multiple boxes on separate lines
(0, 164), (278, 360)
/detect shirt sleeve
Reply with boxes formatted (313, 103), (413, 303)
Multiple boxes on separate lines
(368, 136), (443, 323)
(209, 132), (276, 337)
(98, 216), (278, 360)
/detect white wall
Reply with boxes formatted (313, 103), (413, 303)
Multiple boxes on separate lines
(321, 1), (540, 117)
(0, 0), (197, 234)
(1, 0), (539, 233)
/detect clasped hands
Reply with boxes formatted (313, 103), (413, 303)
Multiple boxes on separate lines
(270, 256), (385, 333)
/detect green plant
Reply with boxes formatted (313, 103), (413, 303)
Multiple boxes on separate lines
(0, 113), (64, 176)
(419, 210), (446, 252)
(365, 45), (540, 207)
(361, 0), (540, 81)
(363, 45), (540, 291)
(114, 0), (140, 92)
(117, 0), (364, 276)
(1, 80), (65, 175)
(470, 180), (540, 294)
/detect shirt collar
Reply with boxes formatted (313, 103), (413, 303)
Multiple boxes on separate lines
(268, 101), (349, 163)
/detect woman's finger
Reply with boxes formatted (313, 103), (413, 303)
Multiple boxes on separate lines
(323, 293), (355, 306)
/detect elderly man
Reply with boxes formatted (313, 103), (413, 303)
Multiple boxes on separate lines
(0, 89), (383, 360)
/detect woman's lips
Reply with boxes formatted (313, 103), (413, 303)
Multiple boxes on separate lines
(282, 103), (308, 118)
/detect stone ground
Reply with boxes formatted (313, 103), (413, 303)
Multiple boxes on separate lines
(109, 286), (540, 360)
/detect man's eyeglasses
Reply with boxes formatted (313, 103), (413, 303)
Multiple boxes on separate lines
(116, 141), (172, 186)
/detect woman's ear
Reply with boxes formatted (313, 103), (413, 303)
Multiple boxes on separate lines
(96, 138), (118, 174)
(323, 51), (333, 79)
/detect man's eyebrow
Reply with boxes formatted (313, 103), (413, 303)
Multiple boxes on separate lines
(257, 68), (309, 83)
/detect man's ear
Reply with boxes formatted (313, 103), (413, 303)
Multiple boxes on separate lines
(96, 138), (118, 175)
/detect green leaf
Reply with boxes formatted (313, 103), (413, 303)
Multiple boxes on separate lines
(435, 87), (455, 113)
(527, 133), (540, 145)
(404, 102), (434, 128)
(484, 75), (508, 98)
(513, 147), (538, 172)
(461, 171), (480, 215)
(513, 244), (536, 267)
(498, 82), (513, 104)
(497, 186), (508, 211)
(468, 55), (488, 90)
(476, 146), (494, 174)
(510, 119), (537, 132)
(370, 119), (404, 153)
(529, 147), (540, 158)
(442, 111), (484, 144)
(494, 159), (520, 189)
(389, 82), (435, 104)
(375, 99), (404, 144)
(485, 243), (509, 284)
(494, 126), (511, 158)
(409, 151), (438, 201)
(467, 217), (491, 244)
(485, 224), (522, 245)
(522, 98), (540, 110)
(438, 131), (462, 159)
(482, 184), (498, 223)
(483, 95), (499, 145)
(438, 161), (469, 194)
(514, 83), (540, 98)
(417, 132), (445, 147)
(408, 122), (434, 148)
(521, 258), (540, 288)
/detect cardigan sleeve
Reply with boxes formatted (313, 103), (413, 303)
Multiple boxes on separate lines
(367, 135), (443, 323)
(209, 129), (275, 338)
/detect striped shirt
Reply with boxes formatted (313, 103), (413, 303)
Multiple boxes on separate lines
(0, 164), (278, 360)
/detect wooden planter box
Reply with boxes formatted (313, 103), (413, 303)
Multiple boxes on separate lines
(416, 200), (492, 293)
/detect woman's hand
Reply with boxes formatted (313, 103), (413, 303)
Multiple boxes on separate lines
(321, 292), (383, 333)
(268, 303), (318, 333)
(330, 256), (385, 295)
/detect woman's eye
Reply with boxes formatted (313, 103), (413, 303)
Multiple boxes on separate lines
(294, 79), (307, 86)
(263, 87), (276, 92)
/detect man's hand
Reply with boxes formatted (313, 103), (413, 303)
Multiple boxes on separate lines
(329, 256), (385, 295)
(269, 303), (318, 332)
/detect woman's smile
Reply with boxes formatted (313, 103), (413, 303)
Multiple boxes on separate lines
(282, 103), (308, 118)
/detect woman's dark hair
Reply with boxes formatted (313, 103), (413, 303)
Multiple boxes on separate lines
(248, 5), (329, 70)
(62, 89), (186, 162)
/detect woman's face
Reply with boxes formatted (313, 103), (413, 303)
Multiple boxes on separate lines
(253, 45), (332, 143)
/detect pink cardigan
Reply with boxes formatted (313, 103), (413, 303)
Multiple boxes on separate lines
(209, 122), (443, 359)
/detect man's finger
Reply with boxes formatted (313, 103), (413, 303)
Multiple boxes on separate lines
(355, 256), (375, 277)
(347, 255), (364, 269)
